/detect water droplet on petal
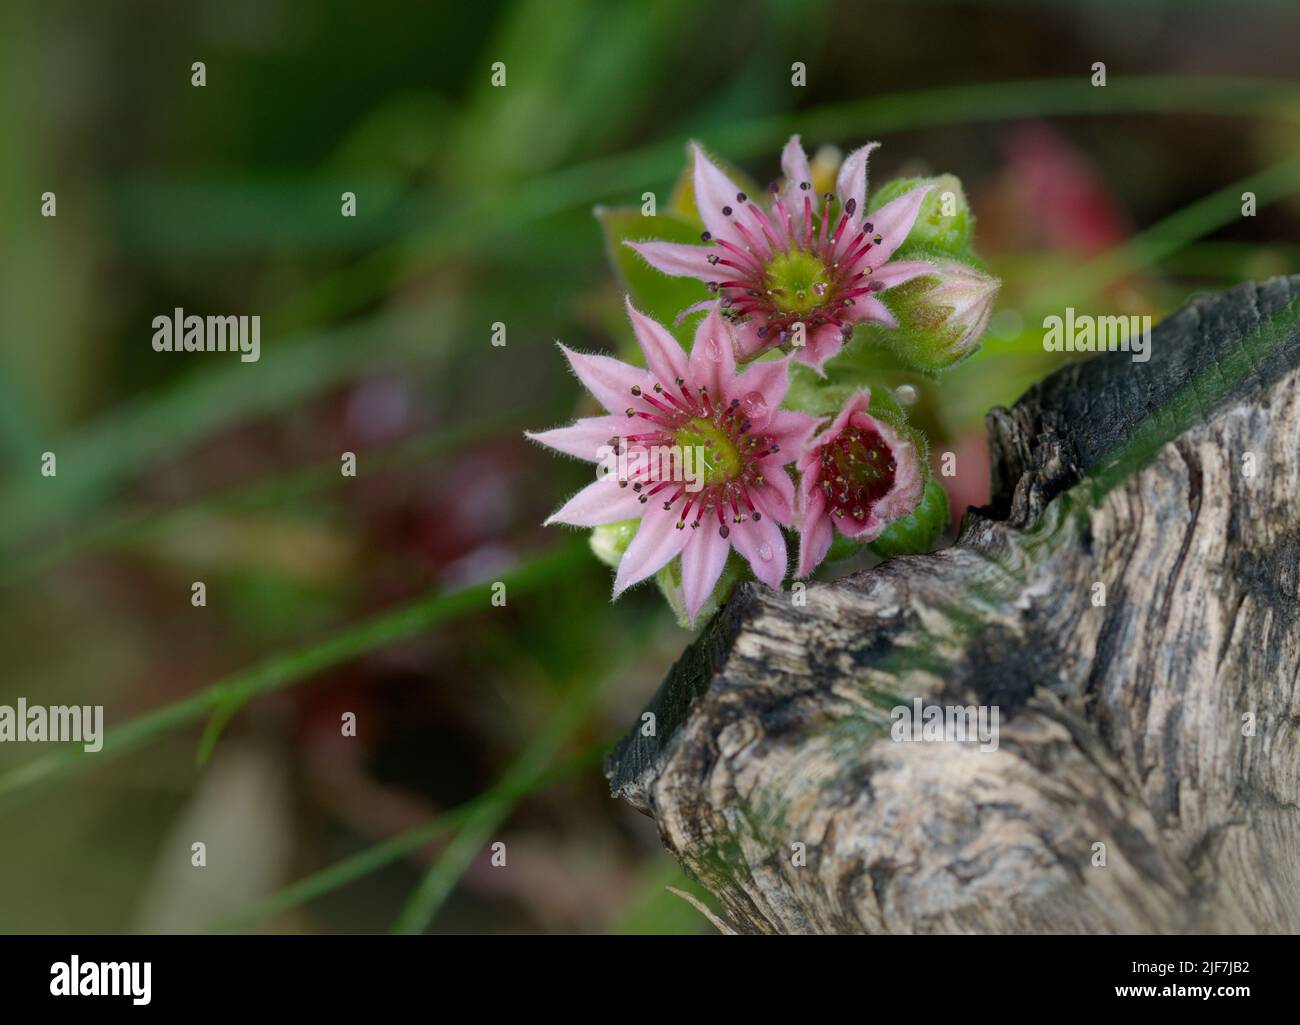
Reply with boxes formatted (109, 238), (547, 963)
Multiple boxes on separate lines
(758, 542), (773, 561)
(741, 390), (770, 427)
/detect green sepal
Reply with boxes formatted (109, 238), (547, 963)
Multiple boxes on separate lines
(589, 519), (639, 569)
(784, 361), (909, 421)
(868, 173), (976, 263)
(655, 549), (748, 629)
(867, 477), (949, 558)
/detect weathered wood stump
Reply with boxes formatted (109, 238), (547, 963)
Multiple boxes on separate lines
(607, 276), (1300, 934)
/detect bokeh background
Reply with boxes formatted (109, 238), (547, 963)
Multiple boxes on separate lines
(1, 0), (1297, 933)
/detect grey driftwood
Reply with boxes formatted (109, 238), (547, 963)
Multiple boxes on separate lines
(607, 276), (1300, 934)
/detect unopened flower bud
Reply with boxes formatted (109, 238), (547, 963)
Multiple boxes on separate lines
(869, 173), (973, 257)
(589, 520), (639, 569)
(878, 258), (1000, 371)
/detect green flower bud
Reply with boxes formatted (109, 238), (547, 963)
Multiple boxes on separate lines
(655, 551), (746, 629)
(589, 520), (639, 569)
(868, 477), (949, 558)
(876, 259), (1000, 372)
(870, 174), (974, 259)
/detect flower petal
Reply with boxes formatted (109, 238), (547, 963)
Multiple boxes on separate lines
(626, 297), (689, 388)
(752, 465), (796, 524)
(680, 527), (731, 623)
(545, 477), (648, 527)
(525, 415), (628, 463)
(870, 259), (935, 290)
(835, 142), (880, 220)
(613, 506), (692, 595)
(624, 240), (716, 281)
(861, 184), (933, 267)
(849, 296), (899, 329)
(797, 488), (834, 578)
(839, 510), (888, 542)
(729, 355), (791, 411)
(780, 134), (812, 211)
(765, 410), (819, 463)
(691, 142), (747, 246)
(559, 343), (650, 415)
(792, 322), (846, 375)
(733, 320), (770, 360)
(871, 423), (925, 523)
(687, 303), (736, 398)
(729, 514), (787, 590)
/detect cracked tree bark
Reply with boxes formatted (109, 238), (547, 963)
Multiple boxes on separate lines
(606, 276), (1300, 934)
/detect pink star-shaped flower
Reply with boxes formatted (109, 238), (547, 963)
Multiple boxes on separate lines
(528, 300), (817, 621)
(627, 136), (935, 374)
(796, 389), (924, 577)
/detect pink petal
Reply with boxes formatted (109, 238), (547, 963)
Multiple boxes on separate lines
(728, 355), (791, 411)
(613, 507), (692, 596)
(765, 410), (819, 462)
(691, 142), (747, 247)
(823, 390), (873, 440)
(839, 511), (888, 543)
(860, 184), (933, 268)
(796, 488), (833, 578)
(791, 322), (846, 375)
(559, 343), (650, 415)
(545, 477), (648, 527)
(835, 142), (880, 221)
(850, 296), (898, 328)
(780, 134), (812, 212)
(625, 298), (689, 389)
(680, 527), (731, 622)
(806, 392), (878, 455)
(624, 240), (716, 281)
(870, 259), (935, 290)
(873, 260), (935, 292)
(687, 304), (736, 398)
(729, 514), (787, 590)
(526, 415), (627, 463)
(733, 320), (770, 360)
(871, 424), (925, 523)
(752, 466), (796, 524)
(673, 299), (716, 326)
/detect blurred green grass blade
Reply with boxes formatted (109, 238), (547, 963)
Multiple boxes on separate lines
(0, 403), (548, 589)
(213, 743), (605, 932)
(389, 668), (615, 934)
(612, 859), (718, 935)
(0, 541), (589, 810)
(0, 302), (450, 556)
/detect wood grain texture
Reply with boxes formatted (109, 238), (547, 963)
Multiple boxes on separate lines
(607, 276), (1300, 934)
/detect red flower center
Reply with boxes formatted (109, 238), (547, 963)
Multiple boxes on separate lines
(818, 424), (896, 524)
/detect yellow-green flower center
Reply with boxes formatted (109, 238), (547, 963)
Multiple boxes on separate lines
(675, 417), (742, 486)
(764, 249), (831, 316)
